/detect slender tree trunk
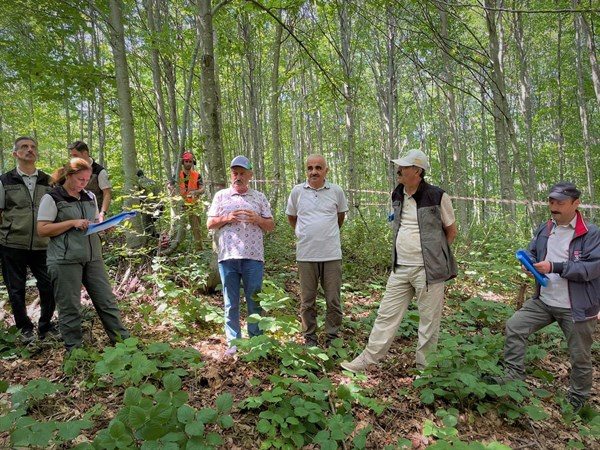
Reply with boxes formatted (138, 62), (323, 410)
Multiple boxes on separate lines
(91, 11), (106, 167)
(574, 8), (596, 217)
(338, 0), (357, 217)
(270, 18), (283, 210)
(556, 14), (565, 181)
(196, 0), (226, 292)
(146, 0), (171, 182)
(239, 13), (263, 182)
(484, 0), (515, 222)
(197, 0), (226, 195)
(575, 3), (600, 107)
(107, 0), (144, 247)
(438, 2), (467, 227)
(513, 9), (536, 201)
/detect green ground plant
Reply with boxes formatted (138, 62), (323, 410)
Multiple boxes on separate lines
(91, 375), (234, 449)
(0, 378), (93, 448)
(92, 338), (203, 387)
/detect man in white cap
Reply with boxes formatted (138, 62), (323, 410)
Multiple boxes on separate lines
(207, 156), (274, 358)
(341, 149), (457, 373)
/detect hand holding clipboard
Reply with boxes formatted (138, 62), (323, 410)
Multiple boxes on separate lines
(516, 250), (549, 287)
(85, 211), (137, 235)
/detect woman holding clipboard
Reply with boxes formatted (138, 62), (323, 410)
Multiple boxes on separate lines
(37, 157), (129, 351)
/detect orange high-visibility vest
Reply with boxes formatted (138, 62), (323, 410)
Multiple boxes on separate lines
(179, 170), (203, 203)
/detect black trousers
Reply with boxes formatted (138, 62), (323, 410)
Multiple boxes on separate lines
(0, 245), (56, 333)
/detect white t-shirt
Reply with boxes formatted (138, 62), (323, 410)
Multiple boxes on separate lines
(37, 190), (99, 222)
(286, 181), (348, 262)
(395, 191), (455, 266)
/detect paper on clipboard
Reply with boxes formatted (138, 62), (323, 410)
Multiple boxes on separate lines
(85, 211), (137, 235)
(516, 250), (548, 287)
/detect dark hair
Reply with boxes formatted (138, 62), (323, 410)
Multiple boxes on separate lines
(68, 140), (89, 153)
(50, 158), (92, 186)
(137, 169), (144, 177)
(420, 169), (426, 181)
(13, 136), (37, 151)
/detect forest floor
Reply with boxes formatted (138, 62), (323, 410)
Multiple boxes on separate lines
(1, 268), (599, 449)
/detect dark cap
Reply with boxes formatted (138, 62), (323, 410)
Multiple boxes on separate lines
(548, 182), (580, 200)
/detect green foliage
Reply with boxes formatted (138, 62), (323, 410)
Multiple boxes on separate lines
(414, 330), (551, 423)
(252, 280), (302, 337)
(0, 325), (22, 358)
(240, 372), (381, 449)
(423, 408), (512, 449)
(445, 296), (514, 332)
(0, 378), (93, 448)
(342, 218), (391, 280)
(140, 255), (224, 332)
(92, 338), (203, 387)
(458, 222), (530, 294)
(93, 374), (233, 449)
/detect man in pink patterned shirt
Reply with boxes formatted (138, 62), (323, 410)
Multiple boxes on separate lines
(207, 156), (275, 357)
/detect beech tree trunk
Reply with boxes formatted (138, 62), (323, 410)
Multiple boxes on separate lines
(107, 0), (144, 248)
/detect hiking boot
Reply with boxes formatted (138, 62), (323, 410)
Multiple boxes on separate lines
(483, 372), (523, 385)
(567, 394), (585, 414)
(20, 329), (36, 345)
(305, 338), (319, 348)
(340, 354), (369, 374)
(39, 323), (61, 341)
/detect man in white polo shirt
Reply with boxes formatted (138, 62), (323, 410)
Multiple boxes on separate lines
(286, 154), (348, 347)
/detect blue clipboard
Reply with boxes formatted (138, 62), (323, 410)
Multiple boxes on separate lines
(85, 211), (137, 235)
(516, 250), (548, 287)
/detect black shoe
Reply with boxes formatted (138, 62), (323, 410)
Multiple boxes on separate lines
(567, 394), (585, 414)
(20, 329), (36, 345)
(39, 324), (61, 341)
(305, 338), (319, 348)
(483, 374), (519, 385)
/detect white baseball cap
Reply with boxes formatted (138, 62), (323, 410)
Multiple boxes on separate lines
(391, 149), (430, 170)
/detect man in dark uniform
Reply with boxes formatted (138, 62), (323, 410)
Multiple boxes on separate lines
(0, 136), (56, 343)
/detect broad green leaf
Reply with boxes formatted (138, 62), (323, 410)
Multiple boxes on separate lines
(185, 420), (205, 437)
(216, 393), (233, 413)
(177, 404), (196, 424)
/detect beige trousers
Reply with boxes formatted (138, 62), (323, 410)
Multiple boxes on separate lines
(361, 265), (445, 369)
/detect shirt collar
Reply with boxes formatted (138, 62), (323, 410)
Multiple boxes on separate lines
(303, 180), (330, 191)
(229, 186), (252, 196)
(16, 166), (38, 177)
(551, 216), (577, 229)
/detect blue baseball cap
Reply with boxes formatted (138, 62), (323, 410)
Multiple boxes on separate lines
(230, 155), (252, 170)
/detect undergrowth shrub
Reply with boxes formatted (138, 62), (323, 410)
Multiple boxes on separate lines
(341, 217), (391, 280)
(0, 378), (93, 448)
(240, 372), (382, 450)
(138, 254), (224, 332)
(414, 330), (551, 422)
(92, 375), (234, 449)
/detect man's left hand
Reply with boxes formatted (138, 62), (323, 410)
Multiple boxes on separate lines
(533, 261), (552, 274)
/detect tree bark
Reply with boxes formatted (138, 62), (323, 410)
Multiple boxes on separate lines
(574, 6), (596, 217)
(197, 0), (226, 196)
(107, 0), (144, 248)
(338, 0), (357, 217)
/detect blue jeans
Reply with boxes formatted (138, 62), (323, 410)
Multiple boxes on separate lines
(218, 259), (264, 343)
